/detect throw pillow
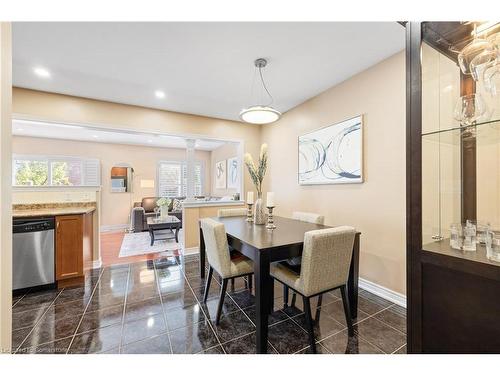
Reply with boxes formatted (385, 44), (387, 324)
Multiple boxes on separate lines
(172, 199), (182, 212)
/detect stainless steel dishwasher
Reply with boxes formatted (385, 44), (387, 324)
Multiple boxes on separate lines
(13, 217), (55, 291)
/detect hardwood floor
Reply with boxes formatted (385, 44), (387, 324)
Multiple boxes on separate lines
(100, 231), (178, 266)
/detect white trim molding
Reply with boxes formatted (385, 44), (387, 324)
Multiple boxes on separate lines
(183, 246), (199, 255)
(359, 277), (406, 308)
(92, 259), (103, 269)
(100, 224), (129, 232)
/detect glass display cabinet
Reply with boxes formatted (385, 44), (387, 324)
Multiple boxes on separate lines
(406, 21), (500, 353)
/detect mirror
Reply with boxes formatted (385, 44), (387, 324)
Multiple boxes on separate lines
(110, 165), (133, 193)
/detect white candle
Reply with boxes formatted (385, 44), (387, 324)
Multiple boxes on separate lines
(247, 191), (254, 205)
(266, 192), (275, 208)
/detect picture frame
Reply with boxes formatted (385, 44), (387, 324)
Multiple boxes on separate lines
(298, 115), (363, 185)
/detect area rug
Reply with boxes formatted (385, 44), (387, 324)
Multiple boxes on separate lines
(118, 230), (183, 258)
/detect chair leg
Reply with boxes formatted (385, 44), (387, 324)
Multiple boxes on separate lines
(244, 276), (248, 289)
(314, 294), (323, 323)
(283, 285), (289, 307)
(215, 279), (228, 325)
(231, 278), (235, 292)
(302, 296), (316, 353)
(340, 285), (354, 336)
(291, 292), (297, 307)
(203, 266), (213, 303)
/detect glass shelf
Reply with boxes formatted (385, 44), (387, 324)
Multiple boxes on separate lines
(423, 239), (500, 268)
(421, 118), (500, 145)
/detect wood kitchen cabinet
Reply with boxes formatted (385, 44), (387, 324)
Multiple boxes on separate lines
(55, 212), (93, 286)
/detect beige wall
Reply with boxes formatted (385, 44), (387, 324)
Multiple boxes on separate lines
(210, 143), (240, 197)
(0, 22), (12, 352)
(261, 52), (406, 294)
(13, 88), (262, 200)
(12, 136), (211, 227)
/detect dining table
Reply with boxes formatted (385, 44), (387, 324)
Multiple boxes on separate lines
(198, 215), (361, 354)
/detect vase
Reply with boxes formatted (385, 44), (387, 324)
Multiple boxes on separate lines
(254, 193), (266, 225)
(160, 205), (169, 218)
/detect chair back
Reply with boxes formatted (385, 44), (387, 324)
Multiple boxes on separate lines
(200, 218), (231, 277)
(217, 208), (247, 217)
(292, 211), (325, 225)
(299, 226), (355, 296)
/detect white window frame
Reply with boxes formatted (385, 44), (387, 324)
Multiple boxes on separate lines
(156, 160), (204, 197)
(12, 154), (101, 188)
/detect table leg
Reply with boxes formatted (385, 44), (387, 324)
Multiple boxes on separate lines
(348, 233), (360, 319)
(255, 251), (270, 354)
(149, 228), (154, 246)
(199, 226), (206, 279)
(175, 226), (179, 243)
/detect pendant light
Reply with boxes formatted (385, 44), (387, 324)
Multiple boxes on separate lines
(240, 58), (281, 124)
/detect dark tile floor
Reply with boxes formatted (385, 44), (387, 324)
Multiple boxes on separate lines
(11, 254), (407, 354)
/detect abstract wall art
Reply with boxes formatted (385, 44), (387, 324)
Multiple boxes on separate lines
(298, 115), (363, 185)
(227, 156), (239, 189)
(215, 160), (227, 189)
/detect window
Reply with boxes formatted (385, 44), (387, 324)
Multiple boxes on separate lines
(157, 161), (203, 197)
(13, 155), (101, 187)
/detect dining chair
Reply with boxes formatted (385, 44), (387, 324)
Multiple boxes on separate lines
(284, 211), (325, 307)
(217, 207), (253, 291)
(270, 226), (356, 353)
(200, 218), (254, 325)
(217, 208), (247, 217)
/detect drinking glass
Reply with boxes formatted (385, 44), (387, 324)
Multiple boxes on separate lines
(486, 230), (500, 262)
(467, 220), (491, 244)
(453, 93), (490, 125)
(450, 223), (477, 252)
(458, 38), (495, 75)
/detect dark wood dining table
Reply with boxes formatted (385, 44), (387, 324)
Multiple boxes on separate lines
(198, 215), (361, 354)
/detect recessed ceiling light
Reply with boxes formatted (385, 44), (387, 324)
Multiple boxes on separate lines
(33, 67), (50, 78)
(92, 135), (99, 138)
(155, 90), (165, 99)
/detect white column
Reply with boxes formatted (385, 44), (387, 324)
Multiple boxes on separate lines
(0, 22), (12, 353)
(185, 139), (196, 202)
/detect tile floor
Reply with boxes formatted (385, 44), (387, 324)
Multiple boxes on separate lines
(11, 254), (407, 354)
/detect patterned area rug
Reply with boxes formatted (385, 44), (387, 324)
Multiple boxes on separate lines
(119, 230), (183, 257)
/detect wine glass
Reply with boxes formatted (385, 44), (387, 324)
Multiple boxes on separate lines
(453, 93), (490, 125)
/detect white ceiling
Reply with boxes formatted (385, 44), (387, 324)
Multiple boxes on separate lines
(12, 119), (228, 151)
(12, 22), (404, 122)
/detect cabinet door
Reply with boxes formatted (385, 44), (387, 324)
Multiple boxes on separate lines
(56, 215), (83, 280)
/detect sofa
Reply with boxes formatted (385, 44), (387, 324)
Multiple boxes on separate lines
(132, 197), (184, 232)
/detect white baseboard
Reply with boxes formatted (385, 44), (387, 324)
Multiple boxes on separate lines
(359, 277), (406, 308)
(100, 224), (129, 232)
(92, 259), (102, 269)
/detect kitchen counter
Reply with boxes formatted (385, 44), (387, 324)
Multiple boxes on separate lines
(182, 200), (245, 208)
(12, 202), (96, 218)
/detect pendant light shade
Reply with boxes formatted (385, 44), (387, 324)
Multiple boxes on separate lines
(240, 58), (281, 124)
(239, 105), (281, 124)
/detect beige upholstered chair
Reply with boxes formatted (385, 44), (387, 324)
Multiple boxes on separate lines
(292, 211), (325, 225)
(200, 218), (254, 324)
(217, 207), (253, 290)
(271, 226), (356, 353)
(217, 208), (247, 217)
(285, 211), (326, 306)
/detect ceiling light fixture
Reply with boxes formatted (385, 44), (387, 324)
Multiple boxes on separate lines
(155, 90), (165, 99)
(33, 67), (50, 78)
(240, 58), (281, 125)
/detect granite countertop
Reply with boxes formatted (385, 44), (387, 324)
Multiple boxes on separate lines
(12, 202), (96, 218)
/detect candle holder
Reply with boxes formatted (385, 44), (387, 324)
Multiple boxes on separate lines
(246, 203), (254, 222)
(266, 206), (276, 229)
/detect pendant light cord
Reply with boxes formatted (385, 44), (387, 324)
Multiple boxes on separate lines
(258, 65), (274, 106)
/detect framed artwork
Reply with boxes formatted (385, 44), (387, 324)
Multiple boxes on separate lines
(298, 115), (363, 185)
(227, 156), (239, 189)
(215, 160), (227, 189)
